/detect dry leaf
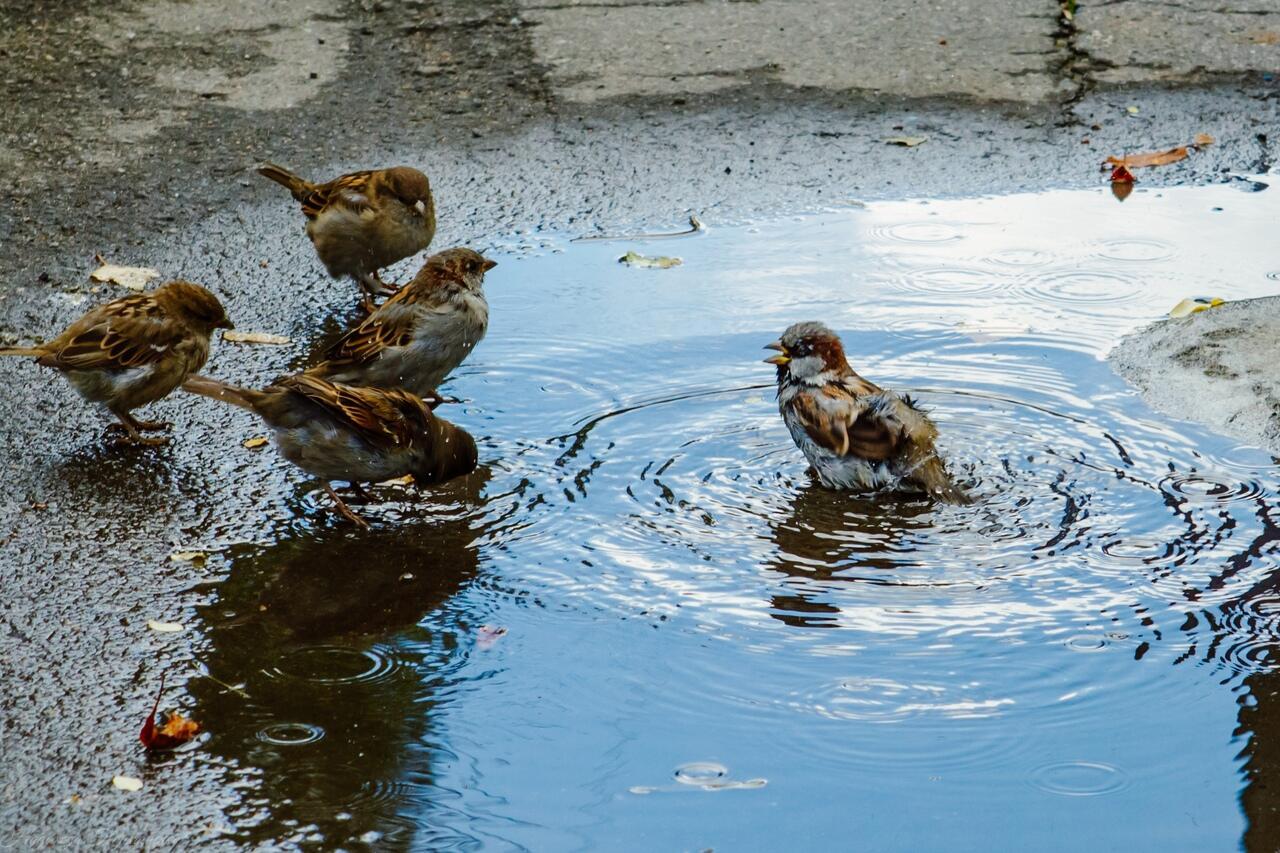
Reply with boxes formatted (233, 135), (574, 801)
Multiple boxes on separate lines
(147, 620), (185, 633)
(140, 673), (201, 750)
(1194, 133), (1215, 147)
(1105, 146), (1188, 169)
(169, 551), (207, 564)
(222, 330), (291, 345)
(378, 474), (415, 486)
(242, 436), (269, 450)
(111, 775), (144, 792)
(1250, 30), (1280, 45)
(90, 262), (160, 292)
(1169, 297), (1224, 318)
(619, 251), (682, 269)
(1125, 105), (1139, 115)
(885, 136), (927, 147)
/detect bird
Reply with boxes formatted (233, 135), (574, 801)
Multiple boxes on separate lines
(257, 163), (436, 312)
(0, 281), (232, 445)
(764, 321), (970, 504)
(306, 247), (495, 400)
(182, 372), (478, 528)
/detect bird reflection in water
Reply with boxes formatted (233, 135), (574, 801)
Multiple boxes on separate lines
(189, 470), (489, 849)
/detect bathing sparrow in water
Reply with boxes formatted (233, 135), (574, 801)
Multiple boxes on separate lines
(257, 163), (436, 312)
(0, 281), (232, 445)
(306, 247), (495, 401)
(765, 321), (970, 504)
(183, 372), (477, 528)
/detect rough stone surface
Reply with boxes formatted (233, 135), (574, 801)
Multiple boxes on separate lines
(1110, 297), (1280, 453)
(522, 0), (1061, 103)
(1077, 0), (1280, 85)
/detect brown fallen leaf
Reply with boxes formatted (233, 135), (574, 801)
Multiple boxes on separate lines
(222, 330), (291, 345)
(242, 436), (269, 450)
(140, 673), (201, 750)
(1104, 146), (1188, 169)
(1194, 133), (1215, 147)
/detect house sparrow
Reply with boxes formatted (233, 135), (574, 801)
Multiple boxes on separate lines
(306, 247), (495, 400)
(0, 281), (232, 445)
(182, 372), (477, 528)
(765, 321), (970, 504)
(257, 163), (436, 311)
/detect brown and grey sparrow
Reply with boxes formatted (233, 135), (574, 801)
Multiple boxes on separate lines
(307, 248), (495, 400)
(258, 163), (436, 311)
(182, 372), (477, 528)
(0, 281), (232, 445)
(765, 321), (970, 504)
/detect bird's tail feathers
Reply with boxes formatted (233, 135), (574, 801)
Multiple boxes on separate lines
(913, 455), (973, 506)
(0, 347), (42, 357)
(256, 163), (313, 201)
(182, 374), (262, 412)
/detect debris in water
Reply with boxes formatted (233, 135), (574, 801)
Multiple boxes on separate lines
(140, 673), (201, 751)
(1168, 297), (1224, 318)
(1109, 165), (1136, 184)
(1194, 133), (1215, 147)
(378, 474), (415, 486)
(885, 136), (927, 147)
(222, 330), (291, 345)
(477, 625), (508, 650)
(1105, 146), (1188, 169)
(619, 251), (682, 269)
(147, 619), (185, 633)
(90, 258), (160, 292)
(242, 436), (269, 450)
(111, 775), (144, 792)
(169, 551), (207, 564)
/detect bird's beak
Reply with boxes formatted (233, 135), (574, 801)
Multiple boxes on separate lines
(763, 340), (789, 365)
(482, 259), (498, 272)
(414, 199), (427, 215)
(220, 318), (235, 330)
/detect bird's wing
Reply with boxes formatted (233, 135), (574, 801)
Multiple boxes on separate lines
(41, 295), (184, 370)
(281, 374), (426, 449)
(320, 301), (419, 367)
(301, 170), (375, 219)
(789, 376), (903, 461)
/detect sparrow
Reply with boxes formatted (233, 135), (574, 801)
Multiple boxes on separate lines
(182, 372), (477, 528)
(306, 247), (495, 400)
(0, 281), (232, 445)
(765, 321), (970, 504)
(257, 163), (436, 311)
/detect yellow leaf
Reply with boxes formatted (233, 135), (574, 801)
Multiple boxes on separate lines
(378, 474), (415, 486)
(242, 436), (269, 449)
(1194, 133), (1215, 147)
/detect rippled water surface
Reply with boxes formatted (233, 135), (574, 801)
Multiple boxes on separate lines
(190, 181), (1280, 850)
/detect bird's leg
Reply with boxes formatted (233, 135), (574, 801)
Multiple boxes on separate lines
(369, 270), (400, 297)
(340, 481), (372, 503)
(324, 482), (370, 529)
(108, 410), (170, 446)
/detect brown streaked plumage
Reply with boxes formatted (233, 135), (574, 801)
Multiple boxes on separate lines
(0, 281), (232, 445)
(182, 372), (477, 528)
(258, 163), (437, 311)
(307, 247), (495, 400)
(765, 321), (970, 504)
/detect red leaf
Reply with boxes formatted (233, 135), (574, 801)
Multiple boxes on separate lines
(140, 673), (201, 750)
(1109, 165), (1136, 184)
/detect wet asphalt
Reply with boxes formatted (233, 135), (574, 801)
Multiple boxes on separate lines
(1, 0), (1279, 845)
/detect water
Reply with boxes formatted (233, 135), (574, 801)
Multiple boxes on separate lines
(186, 179), (1280, 850)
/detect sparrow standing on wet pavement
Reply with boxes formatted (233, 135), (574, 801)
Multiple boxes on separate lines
(257, 163), (436, 312)
(183, 372), (478, 528)
(0, 281), (232, 445)
(765, 321), (970, 504)
(307, 247), (495, 400)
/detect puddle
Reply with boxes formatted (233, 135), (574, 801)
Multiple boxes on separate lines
(190, 180), (1279, 850)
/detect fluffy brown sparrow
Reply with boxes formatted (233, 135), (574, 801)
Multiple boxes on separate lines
(0, 281), (232, 445)
(182, 372), (477, 528)
(765, 321), (970, 504)
(306, 248), (495, 400)
(257, 163), (436, 311)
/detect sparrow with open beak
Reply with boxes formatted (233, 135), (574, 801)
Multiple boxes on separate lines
(183, 372), (477, 528)
(307, 247), (496, 400)
(258, 163), (436, 312)
(765, 321), (970, 504)
(0, 281), (232, 445)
